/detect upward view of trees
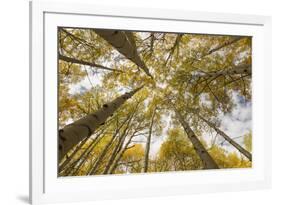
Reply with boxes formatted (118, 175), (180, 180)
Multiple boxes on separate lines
(58, 28), (252, 176)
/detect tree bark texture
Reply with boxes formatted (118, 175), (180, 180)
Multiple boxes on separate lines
(174, 108), (219, 169)
(59, 137), (89, 173)
(94, 30), (153, 77)
(196, 113), (252, 161)
(59, 86), (143, 160)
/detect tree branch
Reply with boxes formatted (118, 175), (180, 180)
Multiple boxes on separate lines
(59, 54), (124, 73)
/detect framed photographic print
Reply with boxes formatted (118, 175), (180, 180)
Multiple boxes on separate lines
(29, 0), (272, 204)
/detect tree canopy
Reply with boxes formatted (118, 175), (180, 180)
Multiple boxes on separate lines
(58, 28), (252, 176)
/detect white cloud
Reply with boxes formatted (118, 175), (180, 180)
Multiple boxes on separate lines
(216, 91), (252, 152)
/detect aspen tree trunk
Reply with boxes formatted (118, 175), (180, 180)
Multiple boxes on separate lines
(195, 113), (252, 161)
(102, 113), (135, 174)
(69, 130), (108, 176)
(59, 137), (89, 173)
(59, 86), (143, 160)
(70, 136), (102, 176)
(102, 134), (126, 174)
(61, 136), (100, 176)
(88, 115), (133, 175)
(102, 109), (140, 174)
(143, 107), (157, 172)
(108, 132), (136, 174)
(173, 108), (219, 169)
(68, 128), (108, 175)
(94, 30), (153, 77)
(87, 135), (116, 175)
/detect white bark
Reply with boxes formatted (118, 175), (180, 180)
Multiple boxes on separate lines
(59, 86), (143, 160)
(174, 108), (219, 169)
(94, 30), (153, 77)
(195, 113), (252, 161)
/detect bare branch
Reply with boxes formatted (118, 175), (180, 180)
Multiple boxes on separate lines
(59, 54), (124, 73)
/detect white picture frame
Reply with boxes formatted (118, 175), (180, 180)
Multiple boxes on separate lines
(29, 1), (272, 204)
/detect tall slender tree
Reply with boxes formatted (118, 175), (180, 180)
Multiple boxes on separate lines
(173, 106), (219, 169)
(70, 134), (103, 176)
(58, 28), (252, 176)
(108, 131), (138, 174)
(65, 127), (109, 176)
(102, 111), (137, 174)
(88, 109), (137, 175)
(59, 85), (144, 160)
(143, 107), (157, 172)
(59, 137), (89, 173)
(94, 30), (153, 77)
(194, 112), (252, 161)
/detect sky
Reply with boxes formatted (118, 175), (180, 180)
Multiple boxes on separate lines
(217, 92), (251, 153)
